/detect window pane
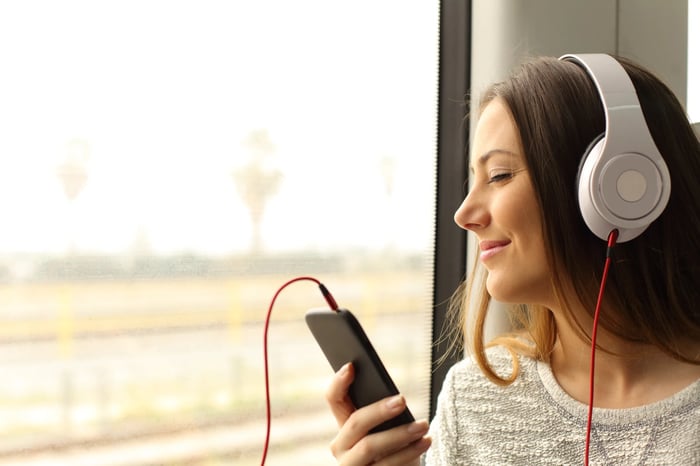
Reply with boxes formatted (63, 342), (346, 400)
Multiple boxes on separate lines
(689, 0), (699, 123)
(0, 2), (438, 465)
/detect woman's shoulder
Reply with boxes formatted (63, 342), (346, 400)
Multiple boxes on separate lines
(445, 345), (536, 383)
(441, 344), (540, 401)
(430, 345), (563, 461)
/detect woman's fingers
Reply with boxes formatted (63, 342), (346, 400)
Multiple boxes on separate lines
(325, 362), (357, 427)
(325, 362), (431, 465)
(373, 436), (432, 466)
(332, 393), (408, 453)
(335, 419), (430, 466)
(331, 393), (429, 462)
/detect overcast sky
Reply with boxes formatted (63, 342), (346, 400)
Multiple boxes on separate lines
(0, 1), (439, 256)
(0, 1), (696, 257)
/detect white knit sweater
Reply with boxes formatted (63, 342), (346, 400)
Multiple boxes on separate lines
(424, 347), (700, 465)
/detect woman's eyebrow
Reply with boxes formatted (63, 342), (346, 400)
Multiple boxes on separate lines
(469, 149), (520, 173)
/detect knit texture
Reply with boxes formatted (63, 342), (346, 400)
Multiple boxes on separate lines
(424, 346), (700, 465)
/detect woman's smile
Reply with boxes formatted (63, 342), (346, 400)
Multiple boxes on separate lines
(479, 240), (511, 262)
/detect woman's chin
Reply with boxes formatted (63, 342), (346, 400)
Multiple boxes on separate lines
(485, 275), (520, 304)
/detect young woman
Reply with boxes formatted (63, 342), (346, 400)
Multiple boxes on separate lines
(325, 55), (700, 465)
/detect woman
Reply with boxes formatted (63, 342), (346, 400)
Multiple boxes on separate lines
(325, 55), (700, 465)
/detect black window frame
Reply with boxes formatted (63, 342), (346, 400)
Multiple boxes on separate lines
(429, 0), (471, 419)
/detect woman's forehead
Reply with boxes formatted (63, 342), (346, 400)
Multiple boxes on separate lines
(470, 99), (524, 170)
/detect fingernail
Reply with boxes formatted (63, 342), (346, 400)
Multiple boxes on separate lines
(385, 394), (404, 410)
(338, 363), (350, 377)
(407, 420), (428, 434)
(414, 436), (431, 451)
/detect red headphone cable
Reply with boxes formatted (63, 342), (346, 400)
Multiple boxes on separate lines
(261, 276), (339, 465)
(261, 235), (618, 465)
(584, 228), (619, 465)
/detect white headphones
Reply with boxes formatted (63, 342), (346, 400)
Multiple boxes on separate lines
(559, 53), (671, 243)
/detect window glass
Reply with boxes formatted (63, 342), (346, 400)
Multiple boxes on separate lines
(0, 2), (439, 465)
(689, 0), (699, 123)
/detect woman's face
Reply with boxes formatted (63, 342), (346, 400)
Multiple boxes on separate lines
(454, 98), (553, 306)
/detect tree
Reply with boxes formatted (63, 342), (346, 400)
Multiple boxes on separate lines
(232, 129), (282, 254)
(56, 138), (90, 254)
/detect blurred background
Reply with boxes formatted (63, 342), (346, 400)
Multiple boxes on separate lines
(0, 1), (438, 464)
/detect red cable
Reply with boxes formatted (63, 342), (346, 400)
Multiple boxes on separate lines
(261, 276), (339, 466)
(584, 229), (619, 465)
(262, 240), (618, 465)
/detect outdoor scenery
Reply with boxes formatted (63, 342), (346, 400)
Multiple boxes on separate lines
(0, 2), (439, 464)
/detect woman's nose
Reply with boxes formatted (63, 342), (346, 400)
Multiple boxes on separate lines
(453, 190), (488, 231)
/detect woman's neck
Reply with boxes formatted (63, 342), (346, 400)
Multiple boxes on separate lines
(549, 313), (700, 408)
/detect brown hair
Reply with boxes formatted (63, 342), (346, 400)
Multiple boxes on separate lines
(448, 56), (700, 385)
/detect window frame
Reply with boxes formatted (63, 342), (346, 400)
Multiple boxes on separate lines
(429, 0), (471, 419)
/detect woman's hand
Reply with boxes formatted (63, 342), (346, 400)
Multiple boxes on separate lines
(325, 362), (431, 465)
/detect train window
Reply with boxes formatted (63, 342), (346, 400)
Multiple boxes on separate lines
(0, 2), (439, 465)
(689, 0), (699, 123)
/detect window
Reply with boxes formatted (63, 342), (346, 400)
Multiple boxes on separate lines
(689, 0), (699, 123)
(0, 2), (439, 465)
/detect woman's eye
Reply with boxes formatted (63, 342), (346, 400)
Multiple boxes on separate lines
(488, 172), (513, 183)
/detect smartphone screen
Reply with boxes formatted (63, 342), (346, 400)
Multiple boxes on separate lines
(305, 308), (414, 433)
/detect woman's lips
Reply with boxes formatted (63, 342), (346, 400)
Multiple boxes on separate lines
(479, 240), (511, 261)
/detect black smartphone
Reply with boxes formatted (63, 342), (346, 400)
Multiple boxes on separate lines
(305, 308), (414, 433)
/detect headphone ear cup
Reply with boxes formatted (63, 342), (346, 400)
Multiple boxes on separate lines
(578, 134), (668, 242)
(577, 133), (605, 189)
(577, 134), (612, 239)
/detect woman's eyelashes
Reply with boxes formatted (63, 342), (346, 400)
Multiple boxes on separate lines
(487, 171), (514, 184)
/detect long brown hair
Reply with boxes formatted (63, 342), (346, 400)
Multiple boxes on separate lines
(449, 56), (700, 385)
